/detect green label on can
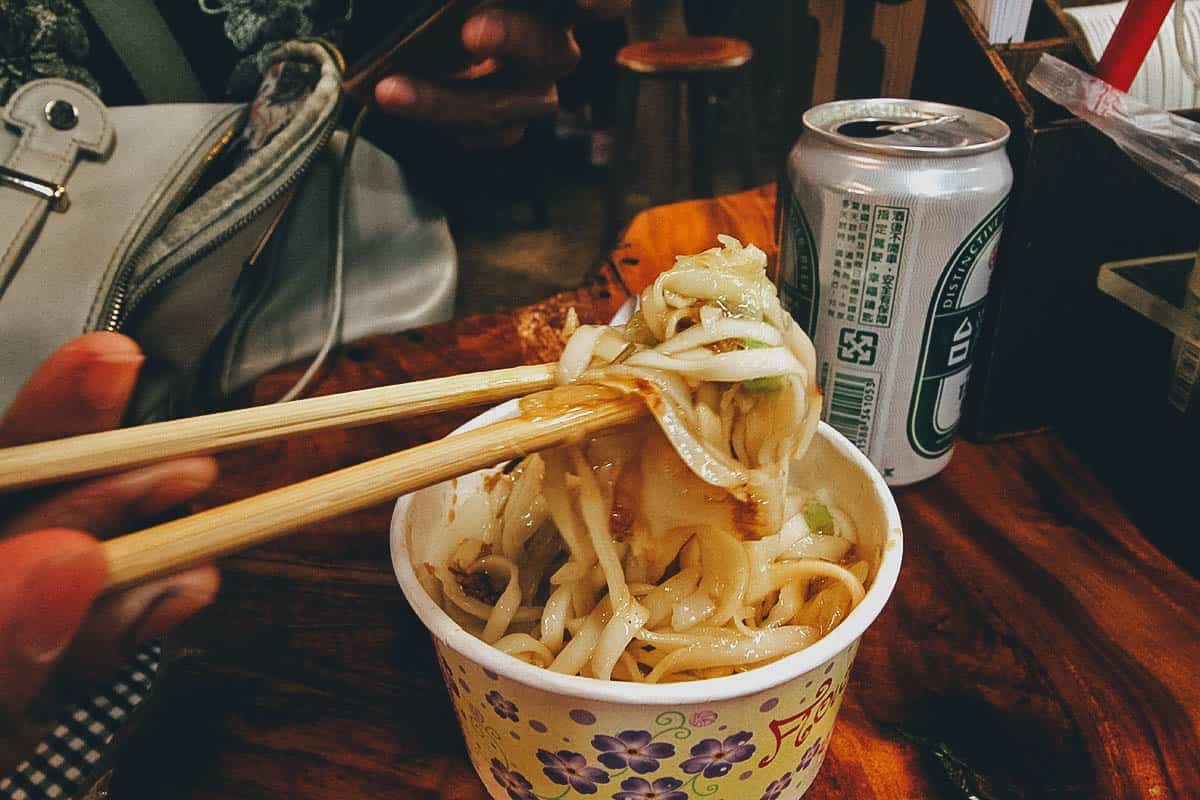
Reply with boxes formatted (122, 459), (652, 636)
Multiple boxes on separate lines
(906, 197), (1008, 459)
(781, 187), (820, 336)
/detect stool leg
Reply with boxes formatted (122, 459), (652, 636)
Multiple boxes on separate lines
(733, 67), (758, 189)
(654, 78), (684, 207)
(688, 80), (715, 198)
(606, 71), (640, 244)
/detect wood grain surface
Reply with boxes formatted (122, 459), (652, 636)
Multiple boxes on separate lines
(110, 188), (1200, 800)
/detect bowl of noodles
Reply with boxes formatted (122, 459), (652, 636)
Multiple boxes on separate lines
(391, 237), (902, 800)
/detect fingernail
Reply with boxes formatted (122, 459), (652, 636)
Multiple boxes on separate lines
(378, 77), (416, 110)
(464, 13), (505, 53)
(131, 590), (211, 643)
(130, 575), (217, 644)
(80, 353), (144, 413)
(111, 457), (218, 515)
(15, 548), (104, 664)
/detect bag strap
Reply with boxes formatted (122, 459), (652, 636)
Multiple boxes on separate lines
(276, 106), (368, 403)
(80, 0), (208, 103)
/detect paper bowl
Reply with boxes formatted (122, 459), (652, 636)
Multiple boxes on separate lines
(391, 403), (902, 800)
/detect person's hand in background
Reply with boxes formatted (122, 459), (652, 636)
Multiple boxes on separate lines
(0, 334), (219, 766)
(374, 0), (631, 148)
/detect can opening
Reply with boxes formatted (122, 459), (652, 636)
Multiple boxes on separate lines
(836, 119), (906, 139)
(804, 100), (1010, 155)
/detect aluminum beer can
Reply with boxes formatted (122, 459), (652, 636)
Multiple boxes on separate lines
(779, 99), (1013, 485)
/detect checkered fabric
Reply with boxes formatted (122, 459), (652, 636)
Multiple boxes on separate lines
(0, 643), (160, 800)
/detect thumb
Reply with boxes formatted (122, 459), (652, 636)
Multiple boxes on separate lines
(0, 530), (107, 718)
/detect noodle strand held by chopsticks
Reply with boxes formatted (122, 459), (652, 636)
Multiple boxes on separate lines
(422, 236), (872, 681)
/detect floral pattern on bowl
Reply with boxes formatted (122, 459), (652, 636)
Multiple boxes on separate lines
(435, 640), (857, 800)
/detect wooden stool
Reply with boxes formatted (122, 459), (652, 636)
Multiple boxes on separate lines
(606, 36), (757, 242)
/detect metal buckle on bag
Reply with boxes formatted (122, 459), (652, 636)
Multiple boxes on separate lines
(0, 165), (70, 212)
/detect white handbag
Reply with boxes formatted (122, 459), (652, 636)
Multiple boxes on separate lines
(0, 39), (457, 420)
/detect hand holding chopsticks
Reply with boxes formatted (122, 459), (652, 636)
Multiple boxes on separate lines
(0, 363), (558, 492)
(101, 394), (646, 593)
(0, 359), (649, 594)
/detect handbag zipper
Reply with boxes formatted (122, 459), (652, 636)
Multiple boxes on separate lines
(103, 38), (346, 332)
(108, 113), (338, 331)
(100, 120), (241, 331)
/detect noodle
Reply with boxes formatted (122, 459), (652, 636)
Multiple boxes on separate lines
(495, 633), (556, 667)
(425, 236), (871, 682)
(539, 584), (573, 652)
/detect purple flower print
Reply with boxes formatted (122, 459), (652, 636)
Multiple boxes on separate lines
(613, 776), (689, 800)
(537, 749), (610, 794)
(798, 736), (825, 771)
(689, 710), (718, 727)
(490, 759), (536, 800)
(760, 772), (792, 800)
(486, 689), (519, 722)
(680, 731), (756, 779)
(592, 730), (675, 774)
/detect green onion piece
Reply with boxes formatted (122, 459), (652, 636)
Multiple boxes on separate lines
(802, 501), (836, 537)
(742, 376), (785, 394)
(740, 339), (784, 394)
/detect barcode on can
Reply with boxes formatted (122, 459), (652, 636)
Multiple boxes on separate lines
(826, 369), (879, 450)
(1168, 338), (1200, 412)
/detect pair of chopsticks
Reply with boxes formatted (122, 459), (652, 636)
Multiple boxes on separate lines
(0, 364), (647, 594)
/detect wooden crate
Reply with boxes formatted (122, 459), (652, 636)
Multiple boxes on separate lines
(912, 0), (1200, 569)
(913, 0), (1199, 440)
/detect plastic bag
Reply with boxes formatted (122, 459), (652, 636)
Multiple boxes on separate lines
(1031, 54), (1200, 413)
(1028, 54), (1200, 205)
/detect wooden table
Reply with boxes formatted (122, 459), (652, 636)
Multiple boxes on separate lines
(110, 187), (1199, 800)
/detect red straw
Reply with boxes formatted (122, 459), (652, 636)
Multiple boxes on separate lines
(1094, 0), (1176, 91)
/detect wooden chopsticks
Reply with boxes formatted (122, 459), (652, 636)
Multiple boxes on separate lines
(2, 360), (651, 593)
(0, 363), (558, 493)
(101, 395), (647, 593)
